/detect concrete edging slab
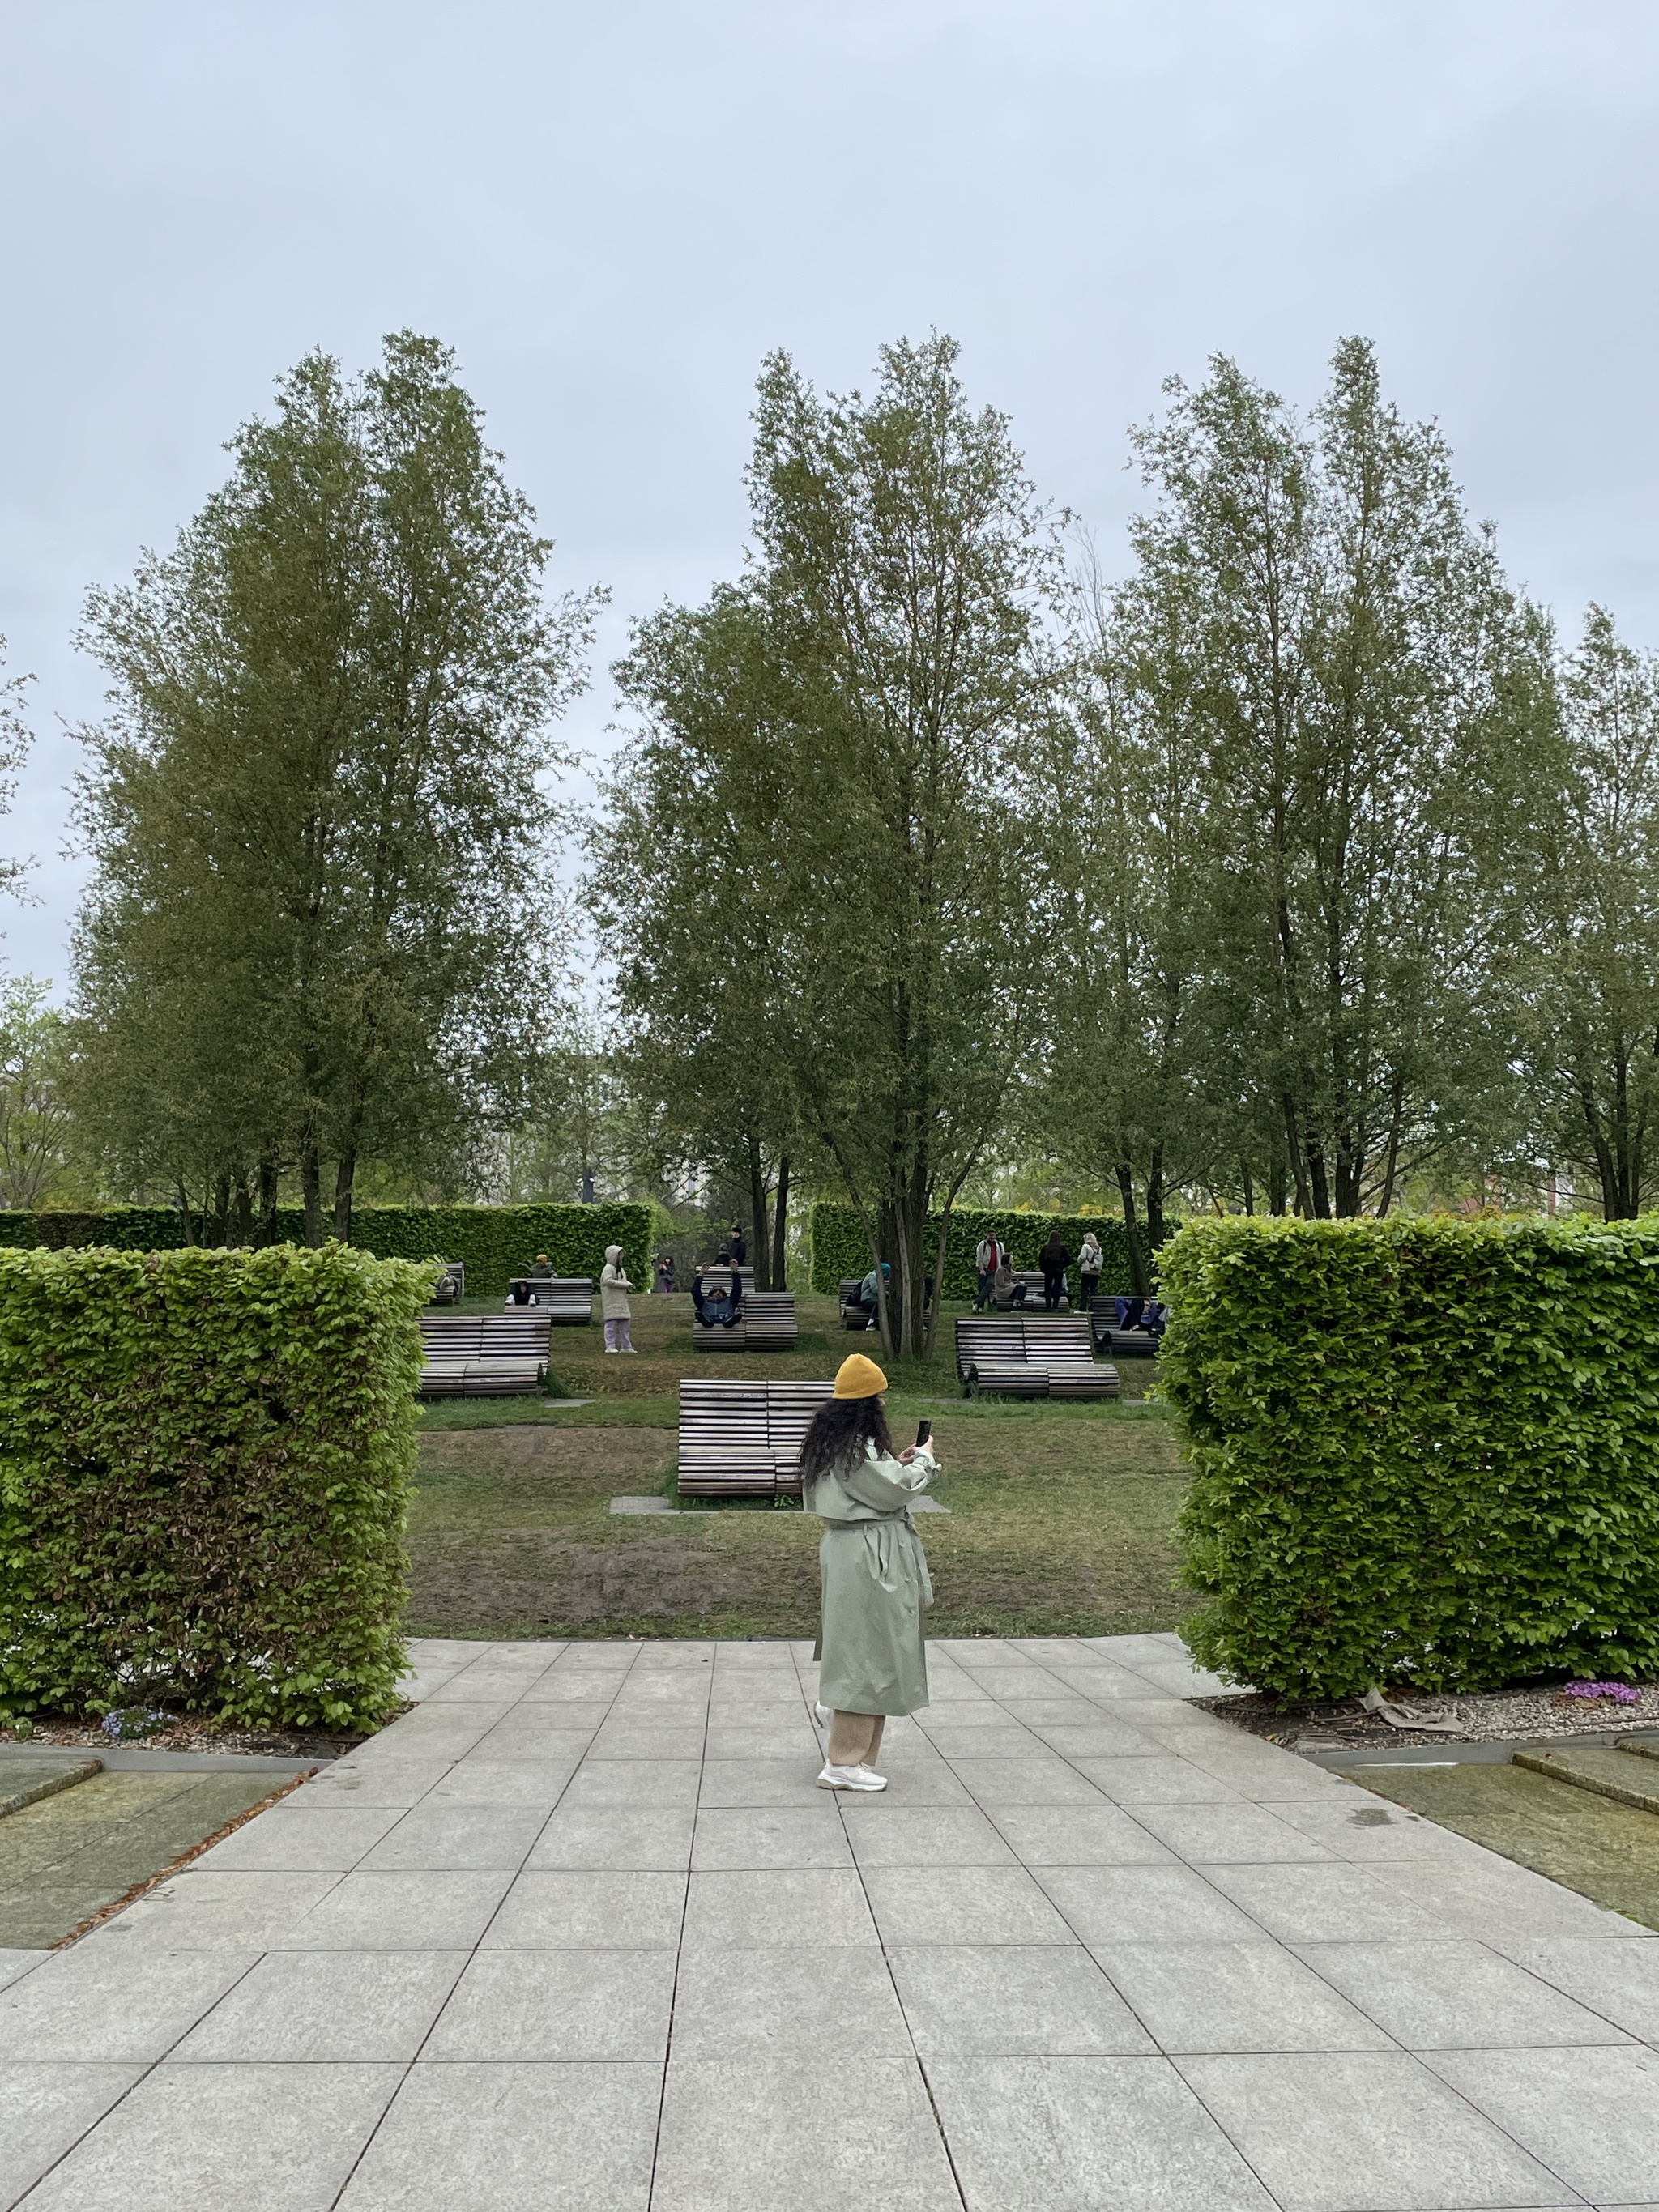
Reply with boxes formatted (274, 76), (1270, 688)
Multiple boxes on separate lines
(0, 1744), (324, 1774)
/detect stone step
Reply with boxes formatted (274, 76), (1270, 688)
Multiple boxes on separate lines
(0, 1758), (102, 1820)
(1514, 1742), (1659, 1815)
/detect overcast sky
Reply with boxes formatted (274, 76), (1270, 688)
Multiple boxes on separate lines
(2, 0), (1657, 982)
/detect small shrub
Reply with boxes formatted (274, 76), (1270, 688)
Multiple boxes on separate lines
(1160, 1214), (1659, 1699)
(0, 1242), (427, 1730)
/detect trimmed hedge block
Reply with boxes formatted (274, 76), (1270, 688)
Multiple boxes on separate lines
(0, 1242), (428, 1730)
(808, 1200), (1143, 1302)
(1161, 1214), (1659, 1699)
(0, 1202), (653, 1302)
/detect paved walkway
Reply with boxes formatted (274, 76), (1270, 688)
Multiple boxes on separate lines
(3, 1632), (1659, 2209)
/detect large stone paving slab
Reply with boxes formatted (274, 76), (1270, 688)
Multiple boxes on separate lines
(2, 1628), (1654, 2210)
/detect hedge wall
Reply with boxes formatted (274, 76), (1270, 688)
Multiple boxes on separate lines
(1161, 1214), (1659, 1700)
(0, 1202), (653, 1301)
(808, 1201), (1144, 1301)
(0, 1243), (427, 1730)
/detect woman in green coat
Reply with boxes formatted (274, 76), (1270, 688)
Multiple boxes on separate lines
(801, 1351), (938, 1793)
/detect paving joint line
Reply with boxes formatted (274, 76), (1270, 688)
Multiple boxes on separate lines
(644, 1645), (710, 2212)
(322, 1639), (623, 2209)
(810, 1643), (971, 2212)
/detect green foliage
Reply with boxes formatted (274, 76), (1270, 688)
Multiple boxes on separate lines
(808, 1200), (1140, 1299)
(70, 333), (599, 1235)
(1160, 1214), (1659, 1698)
(0, 1243), (428, 1729)
(343, 1202), (651, 1294)
(0, 1202), (651, 1298)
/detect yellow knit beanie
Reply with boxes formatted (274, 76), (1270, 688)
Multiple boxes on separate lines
(833, 1352), (888, 1400)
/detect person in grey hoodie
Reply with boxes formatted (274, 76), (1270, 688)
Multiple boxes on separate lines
(599, 1244), (635, 1352)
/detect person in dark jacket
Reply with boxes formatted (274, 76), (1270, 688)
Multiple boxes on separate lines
(1040, 1230), (1071, 1311)
(693, 1263), (744, 1329)
(730, 1223), (748, 1264)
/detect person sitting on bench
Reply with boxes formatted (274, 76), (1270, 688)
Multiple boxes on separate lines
(992, 1257), (1028, 1308)
(510, 1255), (554, 1306)
(856, 1261), (891, 1329)
(693, 1263), (744, 1329)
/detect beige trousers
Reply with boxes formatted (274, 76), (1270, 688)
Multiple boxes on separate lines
(827, 1711), (886, 1768)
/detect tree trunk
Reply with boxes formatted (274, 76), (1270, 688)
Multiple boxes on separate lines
(333, 1148), (356, 1243)
(1239, 1159), (1256, 1216)
(300, 1138), (323, 1248)
(1375, 1071), (1406, 1218)
(1304, 1129), (1333, 1219)
(257, 1155), (279, 1247)
(233, 1169), (253, 1247)
(770, 1153), (790, 1290)
(209, 1173), (231, 1247)
(747, 1140), (770, 1292)
(176, 1182), (198, 1247)
(1267, 1157), (1288, 1216)
(1145, 1144), (1166, 1256)
(893, 1185), (930, 1359)
(1115, 1163), (1149, 1298)
(1281, 1097), (1311, 1216)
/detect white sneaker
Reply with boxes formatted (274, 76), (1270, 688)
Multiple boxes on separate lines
(814, 1702), (833, 1728)
(817, 1762), (886, 1792)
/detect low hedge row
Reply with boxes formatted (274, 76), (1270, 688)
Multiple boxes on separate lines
(808, 1201), (1144, 1301)
(0, 1243), (426, 1730)
(0, 1202), (653, 1301)
(1160, 1215), (1659, 1698)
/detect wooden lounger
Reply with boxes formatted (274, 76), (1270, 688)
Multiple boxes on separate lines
(676, 1375), (834, 1498)
(504, 1276), (594, 1324)
(419, 1313), (552, 1397)
(953, 1315), (1118, 1400)
(692, 1291), (799, 1352)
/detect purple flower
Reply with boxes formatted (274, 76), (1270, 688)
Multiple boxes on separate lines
(1563, 1680), (1641, 1703)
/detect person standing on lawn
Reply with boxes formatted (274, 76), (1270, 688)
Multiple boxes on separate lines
(599, 1243), (636, 1353)
(1077, 1231), (1103, 1308)
(801, 1352), (937, 1793)
(1040, 1228), (1071, 1311)
(974, 1232), (1004, 1311)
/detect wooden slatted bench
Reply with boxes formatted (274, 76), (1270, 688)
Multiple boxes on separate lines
(838, 1277), (876, 1329)
(990, 1268), (1070, 1311)
(429, 1259), (465, 1305)
(953, 1315), (1118, 1400)
(504, 1276), (593, 1324)
(1088, 1295), (1166, 1358)
(692, 1291), (798, 1352)
(419, 1313), (552, 1398)
(677, 1376), (834, 1498)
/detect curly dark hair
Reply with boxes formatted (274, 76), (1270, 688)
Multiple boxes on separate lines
(799, 1394), (893, 1488)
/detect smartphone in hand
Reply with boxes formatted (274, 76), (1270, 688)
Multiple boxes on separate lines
(915, 1419), (932, 1447)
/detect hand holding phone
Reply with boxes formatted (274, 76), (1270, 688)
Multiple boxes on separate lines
(915, 1419), (932, 1447)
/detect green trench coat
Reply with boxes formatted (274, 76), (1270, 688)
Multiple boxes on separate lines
(810, 1443), (936, 1716)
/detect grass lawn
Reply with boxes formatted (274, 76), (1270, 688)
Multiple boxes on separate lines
(407, 1289), (1189, 1641)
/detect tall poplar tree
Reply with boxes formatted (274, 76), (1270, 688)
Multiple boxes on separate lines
(1118, 339), (1527, 1217)
(602, 339), (1062, 1351)
(72, 335), (599, 1239)
(1515, 607), (1659, 1216)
